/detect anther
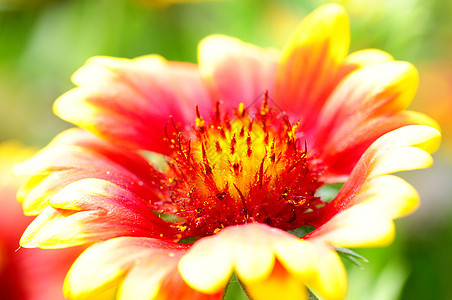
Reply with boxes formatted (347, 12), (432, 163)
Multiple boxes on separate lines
(237, 102), (245, 117)
(201, 143), (212, 175)
(258, 155), (266, 189)
(195, 105), (206, 131)
(239, 126), (245, 137)
(248, 119), (254, 132)
(230, 134), (237, 155)
(214, 101), (222, 123)
(215, 141), (222, 153)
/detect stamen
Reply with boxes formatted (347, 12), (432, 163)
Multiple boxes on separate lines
(239, 126), (245, 137)
(215, 141), (222, 153)
(162, 101), (323, 238)
(237, 102), (245, 117)
(201, 143), (212, 175)
(258, 155), (266, 189)
(230, 134), (236, 155)
(214, 101), (222, 123)
(233, 183), (248, 219)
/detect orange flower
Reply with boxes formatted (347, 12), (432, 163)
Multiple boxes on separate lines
(15, 4), (440, 300)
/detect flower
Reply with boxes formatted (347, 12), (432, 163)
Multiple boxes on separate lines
(0, 142), (80, 300)
(15, 4), (440, 300)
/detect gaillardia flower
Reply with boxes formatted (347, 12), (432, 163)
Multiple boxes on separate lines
(15, 4), (440, 300)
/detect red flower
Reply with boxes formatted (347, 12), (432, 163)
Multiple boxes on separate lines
(15, 4), (440, 300)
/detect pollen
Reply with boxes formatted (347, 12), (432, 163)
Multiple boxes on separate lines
(160, 97), (324, 239)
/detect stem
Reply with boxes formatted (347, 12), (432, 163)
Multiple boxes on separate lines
(308, 289), (319, 300)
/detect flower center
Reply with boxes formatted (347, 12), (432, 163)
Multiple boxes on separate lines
(159, 97), (325, 239)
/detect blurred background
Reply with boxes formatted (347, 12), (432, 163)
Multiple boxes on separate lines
(0, 0), (451, 299)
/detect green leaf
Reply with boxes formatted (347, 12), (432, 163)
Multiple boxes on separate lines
(315, 182), (344, 202)
(221, 271), (320, 300)
(152, 211), (183, 223)
(177, 237), (200, 244)
(222, 273), (250, 300)
(335, 247), (369, 269)
(288, 225), (316, 238)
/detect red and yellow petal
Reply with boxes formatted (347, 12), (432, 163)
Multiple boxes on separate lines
(309, 203), (396, 248)
(247, 243), (347, 300)
(320, 61), (419, 129)
(14, 128), (166, 216)
(356, 124), (440, 180)
(198, 35), (279, 111)
(334, 125), (439, 212)
(341, 49), (393, 71)
(178, 224), (297, 293)
(179, 223), (346, 300)
(63, 237), (216, 300)
(309, 176), (417, 248)
(120, 263), (218, 300)
(308, 125), (440, 247)
(313, 61), (435, 179)
(245, 261), (307, 300)
(304, 243), (347, 300)
(322, 111), (439, 182)
(20, 179), (177, 249)
(54, 55), (213, 154)
(275, 4), (350, 133)
(356, 175), (420, 219)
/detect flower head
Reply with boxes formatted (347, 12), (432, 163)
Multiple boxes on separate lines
(15, 4), (440, 300)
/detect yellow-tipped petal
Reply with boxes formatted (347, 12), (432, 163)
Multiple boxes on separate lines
(53, 88), (101, 135)
(369, 146), (433, 177)
(71, 55), (167, 87)
(306, 245), (347, 300)
(368, 125), (441, 177)
(64, 239), (141, 299)
(178, 235), (234, 293)
(310, 204), (396, 248)
(20, 206), (68, 248)
(273, 238), (317, 278)
(20, 177), (175, 249)
(179, 224), (322, 294)
(233, 231), (275, 283)
(373, 125), (441, 154)
(318, 61), (419, 133)
(16, 174), (51, 215)
(64, 237), (188, 300)
(117, 262), (170, 300)
(246, 262), (307, 300)
(357, 175), (420, 219)
(281, 4), (349, 64)
(276, 4), (350, 123)
(20, 206), (108, 249)
(344, 49), (393, 68)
